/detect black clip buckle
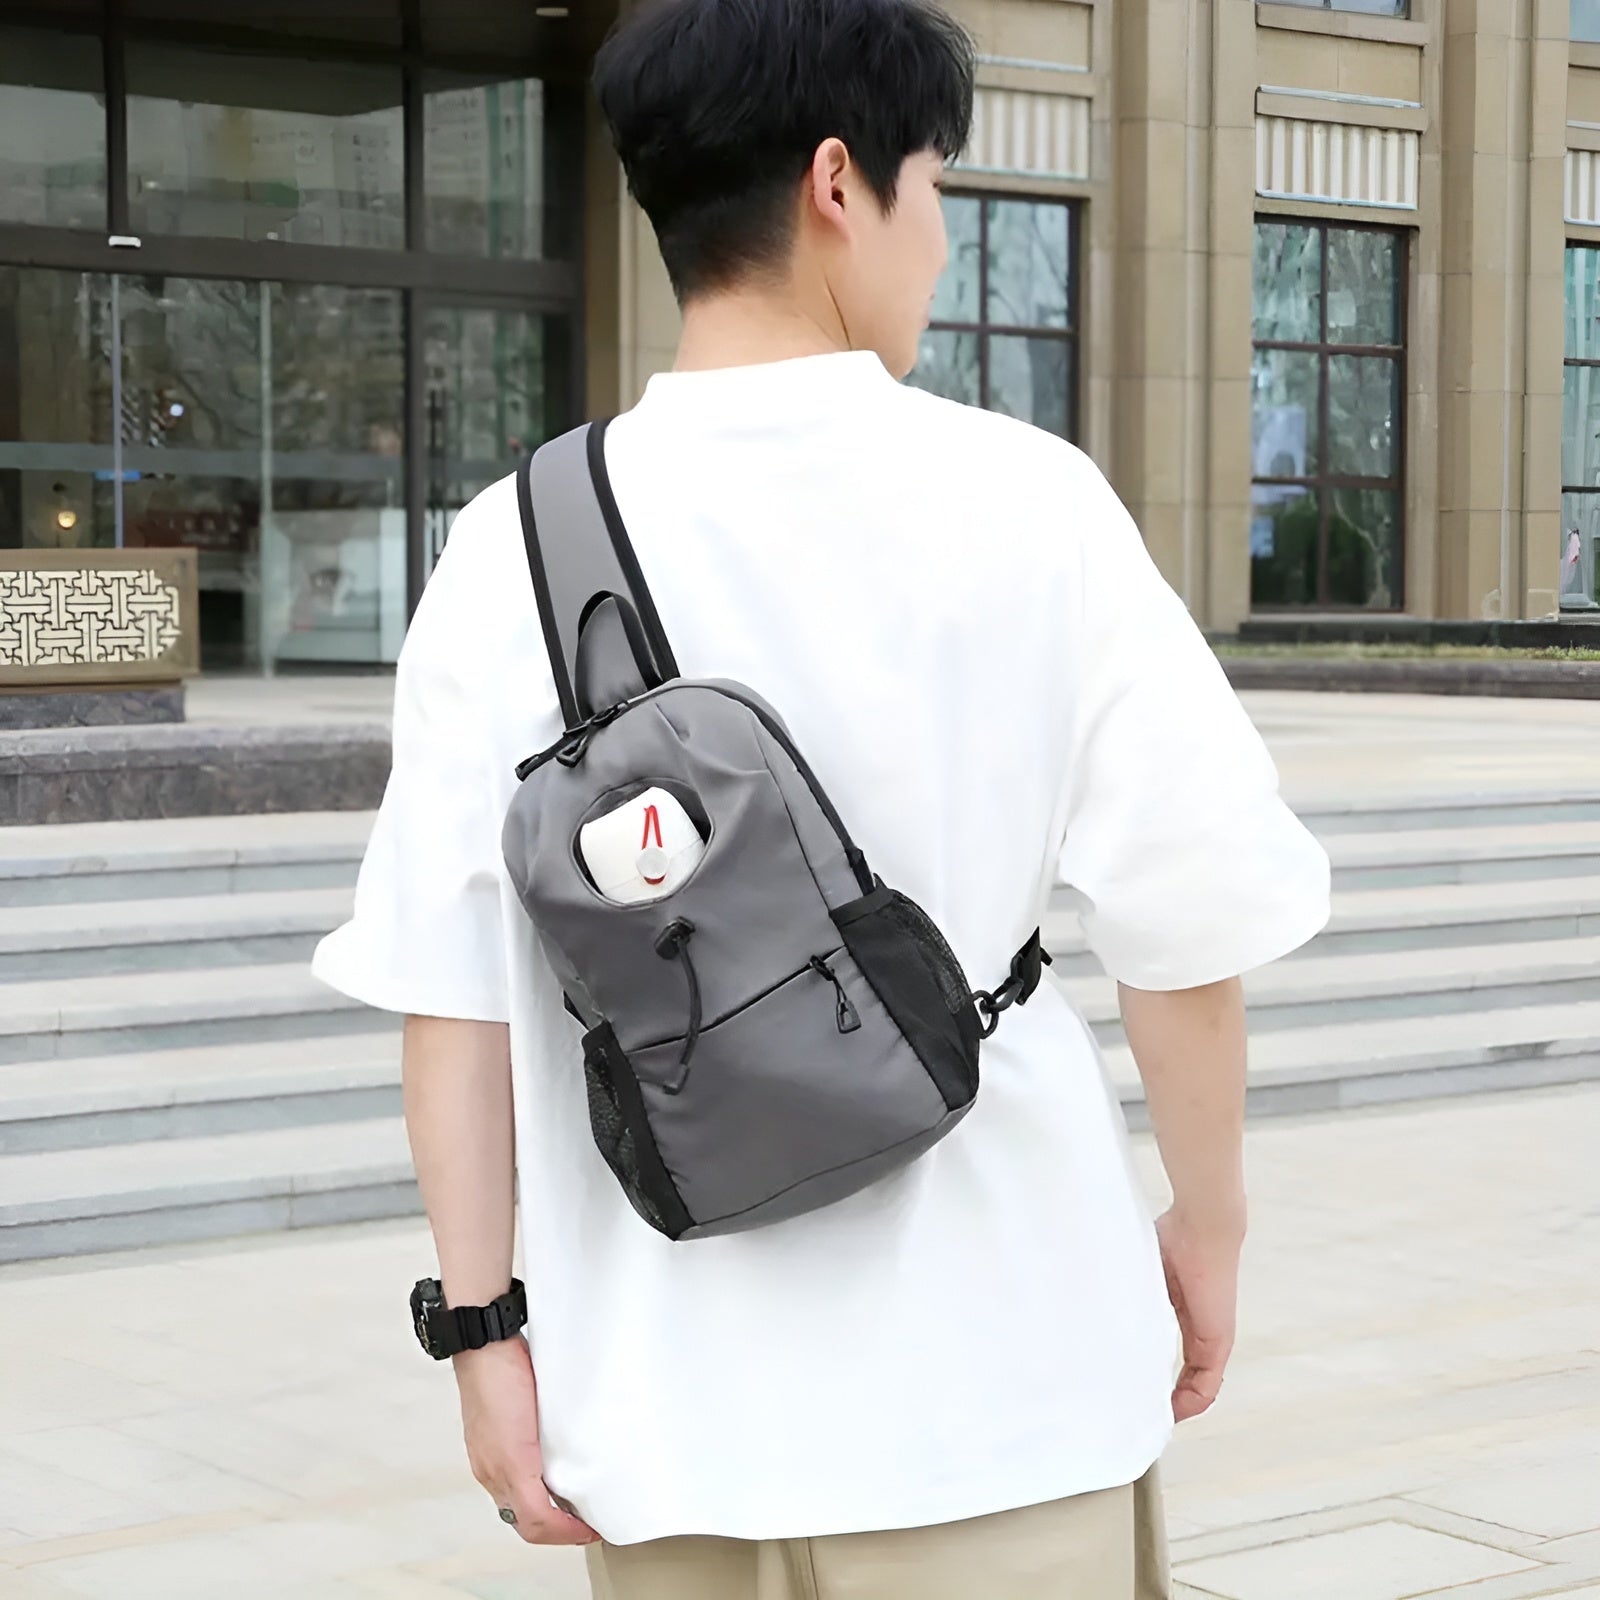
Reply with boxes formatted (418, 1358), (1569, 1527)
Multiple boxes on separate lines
(972, 932), (1053, 1040)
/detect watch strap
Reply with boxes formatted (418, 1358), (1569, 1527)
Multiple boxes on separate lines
(449, 1284), (528, 1352)
(414, 1278), (528, 1360)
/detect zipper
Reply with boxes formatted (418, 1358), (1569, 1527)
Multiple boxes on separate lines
(636, 946), (859, 1061)
(514, 682), (875, 895)
(810, 954), (862, 1034)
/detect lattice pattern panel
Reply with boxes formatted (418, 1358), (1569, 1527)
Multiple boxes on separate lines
(0, 567), (183, 669)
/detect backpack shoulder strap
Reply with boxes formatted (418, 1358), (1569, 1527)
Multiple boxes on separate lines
(516, 419), (680, 730)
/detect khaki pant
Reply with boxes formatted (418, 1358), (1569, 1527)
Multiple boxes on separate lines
(587, 1466), (1170, 1600)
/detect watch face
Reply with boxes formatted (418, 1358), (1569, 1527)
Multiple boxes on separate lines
(411, 1279), (446, 1358)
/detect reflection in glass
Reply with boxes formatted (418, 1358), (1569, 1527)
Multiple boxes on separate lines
(0, 29), (105, 230)
(1575, 0), (1600, 42)
(1327, 355), (1397, 477)
(267, 286), (406, 669)
(986, 200), (1071, 330)
(1325, 228), (1398, 345)
(0, 266), (114, 552)
(1253, 222), (1321, 343)
(917, 194), (1075, 438)
(426, 75), (552, 260)
(127, 46), (404, 247)
(423, 305), (564, 565)
(930, 196), (981, 325)
(0, 272), (409, 667)
(1563, 362), (1600, 492)
(1328, 488), (1399, 609)
(907, 329), (980, 409)
(1250, 485), (1320, 607)
(1561, 494), (1600, 609)
(989, 337), (1070, 438)
(1567, 247), (1600, 360)
(1252, 349), (1320, 479)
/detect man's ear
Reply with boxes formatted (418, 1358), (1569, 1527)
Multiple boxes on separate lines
(807, 137), (853, 236)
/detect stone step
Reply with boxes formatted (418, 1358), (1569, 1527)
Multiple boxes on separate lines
(0, 812), (370, 907)
(1064, 935), (1600, 1045)
(0, 1117), (416, 1263)
(0, 963), (396, 1066)
(1044, 874), (1600, 974)
(0, 886), (355, 981)
(1297, 790), (1600, 835)
(1106, 1000), (1600, 1121)
(7, 996), (1597, 1260)
(1322, 818), (1600, 890)
(0, 1036), (401, 1154)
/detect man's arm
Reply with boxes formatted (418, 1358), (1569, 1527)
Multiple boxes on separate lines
(403, 1016), (597, 1545)
(1118, 978), (1248, 1424)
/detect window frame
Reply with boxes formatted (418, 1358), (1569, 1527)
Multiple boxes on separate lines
(1250, 214), (1409, 612)
(923, 189), (1082, 443)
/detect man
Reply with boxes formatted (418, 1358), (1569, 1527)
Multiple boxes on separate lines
(313, 1), (1331, 1594)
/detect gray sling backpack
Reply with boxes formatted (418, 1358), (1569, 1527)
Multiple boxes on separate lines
(500, 421), (1050, 1240)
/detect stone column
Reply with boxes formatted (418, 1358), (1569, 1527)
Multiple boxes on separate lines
(1111, 0), (1256, 628)
(1436, 0), (1568, 621)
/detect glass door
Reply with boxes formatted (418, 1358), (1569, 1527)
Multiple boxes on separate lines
(422, 299), (574, 571)
(0, 264), (406, 670)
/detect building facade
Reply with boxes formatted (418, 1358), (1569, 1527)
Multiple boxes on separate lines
(2, 0), (1598, 677)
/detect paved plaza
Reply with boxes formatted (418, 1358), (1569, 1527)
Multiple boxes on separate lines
(1, 687), (1597, 1595)
(0, 1082), (1592, 1599)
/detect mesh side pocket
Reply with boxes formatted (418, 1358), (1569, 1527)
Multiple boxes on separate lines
(834, 885), (982, 1111)
(582, 1024), (694, 1239)
(884, 891), (980, 1028)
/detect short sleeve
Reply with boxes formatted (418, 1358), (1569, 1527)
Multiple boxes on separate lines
(1055, 463), (1330, 991)
(312, 505), (512, 1024)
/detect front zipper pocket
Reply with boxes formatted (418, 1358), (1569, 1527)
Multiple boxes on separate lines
(633, 947), (857, 1093)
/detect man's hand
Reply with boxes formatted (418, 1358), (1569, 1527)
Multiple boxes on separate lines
(1155, 1206), (1244, 1423)
(454, 1337), (599, 1545)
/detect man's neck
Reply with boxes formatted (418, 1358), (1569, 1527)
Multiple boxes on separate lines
(673, 285), (850, 373)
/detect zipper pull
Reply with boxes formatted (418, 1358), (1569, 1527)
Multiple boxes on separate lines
(811, 956), (861, 1035)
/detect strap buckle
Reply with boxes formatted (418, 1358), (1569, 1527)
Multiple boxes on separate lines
(972, 931), (1053, 1040)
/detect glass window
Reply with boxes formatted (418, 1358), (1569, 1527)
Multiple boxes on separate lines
(1563, 247), (1600, 610)
(1253, 222), (1321, 343)
(909, 195), (1079, 441)
(425, 73), (576, 260)
(422, 304), (572, 567)
(126, 45), (405, 248)
(1266, 0), (1409, 15)
(0, 266), (115, 553)
(1576, 0), (1600, 43)
(0, 28), (105, 230)
(1251, 220), (1405, 610)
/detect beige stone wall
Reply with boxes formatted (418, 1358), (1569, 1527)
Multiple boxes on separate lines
(580, 0), (1582, 626)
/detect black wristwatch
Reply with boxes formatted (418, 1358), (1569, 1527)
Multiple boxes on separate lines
(410, 1277), (528, 1361)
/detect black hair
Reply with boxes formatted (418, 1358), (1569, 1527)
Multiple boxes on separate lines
(593, 0), (975, 302)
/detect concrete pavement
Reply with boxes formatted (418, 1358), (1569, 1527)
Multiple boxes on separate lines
(0, 1083), (1593, 1598)
(186, 676), (1600, 805)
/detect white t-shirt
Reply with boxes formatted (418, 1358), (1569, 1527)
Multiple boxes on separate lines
(313, 351), (1330, 1546)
